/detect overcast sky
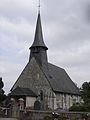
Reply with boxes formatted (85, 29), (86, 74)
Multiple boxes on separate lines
(0, 0), (90, 94)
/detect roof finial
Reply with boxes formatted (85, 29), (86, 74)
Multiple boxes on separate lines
(38, 0), (40, 13)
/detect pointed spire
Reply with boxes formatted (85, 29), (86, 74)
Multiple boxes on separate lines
(30, 12), (48, 50)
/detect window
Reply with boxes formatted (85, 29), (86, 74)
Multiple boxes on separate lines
(40, 90), (43, 101)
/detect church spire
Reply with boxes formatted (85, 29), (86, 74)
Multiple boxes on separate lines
(30, 12), (48, 50)
(29, 11), (48, 69)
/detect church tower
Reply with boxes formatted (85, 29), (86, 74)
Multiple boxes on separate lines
(29, 12), (48, 70)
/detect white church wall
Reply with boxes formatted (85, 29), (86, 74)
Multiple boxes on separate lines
(26, 97), (36, 108)
(53, 93), (57, 109)
(44, 88), (57, 110)
(55, 93), (81, 110)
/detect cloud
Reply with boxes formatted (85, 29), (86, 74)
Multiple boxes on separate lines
(0, 16), (35, 39)
(0, 0), (90, 93)
(0, 60), (25, 94)
(0, 0), (37, 20)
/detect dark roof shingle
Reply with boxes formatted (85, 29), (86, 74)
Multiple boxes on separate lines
(10, 87), (37, 97)
(43, 63), (80, 95)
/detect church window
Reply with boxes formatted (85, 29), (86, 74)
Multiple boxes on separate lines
(40, 90), (43, 101)
(49, 75), (52, 79)
(32, 47), (40, 53)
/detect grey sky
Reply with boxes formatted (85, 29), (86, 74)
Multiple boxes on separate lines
(0, 0), (90, 94)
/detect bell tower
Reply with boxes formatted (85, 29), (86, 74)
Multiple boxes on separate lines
(29, 12), (48, 70)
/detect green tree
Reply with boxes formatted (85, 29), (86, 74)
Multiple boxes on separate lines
(69, 104), (87, 112)
(0, 77), (6, 106)
(69, 82), (90, 112)
(80, 82), (90, 105)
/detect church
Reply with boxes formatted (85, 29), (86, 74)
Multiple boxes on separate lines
(9, 11), (80, 111)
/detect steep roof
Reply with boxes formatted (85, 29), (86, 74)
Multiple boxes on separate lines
(45, 63), (80, 95)
(30, 13), (48, 50)
(9, 86), (37, 97)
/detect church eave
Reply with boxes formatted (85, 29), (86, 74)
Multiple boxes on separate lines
(30, 45), (48, 50)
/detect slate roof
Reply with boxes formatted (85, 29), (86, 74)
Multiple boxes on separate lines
(9, 86), (37, 97)
(45, 63), (80, 95)
(30, 13), (48, 50)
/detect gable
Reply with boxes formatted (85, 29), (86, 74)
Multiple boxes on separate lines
(11, 58), (51, 95)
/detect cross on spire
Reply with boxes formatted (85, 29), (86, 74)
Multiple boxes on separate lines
(38, 0), (40, 13)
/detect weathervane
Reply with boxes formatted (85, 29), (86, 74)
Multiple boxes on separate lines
(38, 0), (40, 13)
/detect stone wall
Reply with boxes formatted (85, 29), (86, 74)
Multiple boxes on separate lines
(19, 110), (90, 120)
(12, 58), (51, 93)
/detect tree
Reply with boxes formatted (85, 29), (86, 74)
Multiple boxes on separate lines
(0, 77), (6, 106)
(80, 82), (90, 105)
(69, 104), (87, 112)
(69, 82), (90, 112)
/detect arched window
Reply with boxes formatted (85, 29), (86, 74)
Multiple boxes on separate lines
(40, 90), (43, 101)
